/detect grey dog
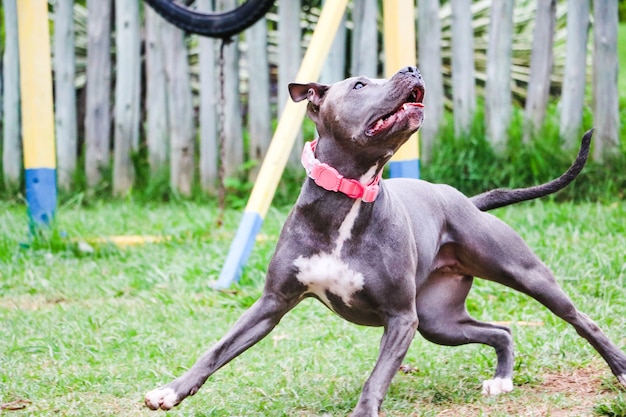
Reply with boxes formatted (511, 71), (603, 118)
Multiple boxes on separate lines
(145, 66), (626, 416)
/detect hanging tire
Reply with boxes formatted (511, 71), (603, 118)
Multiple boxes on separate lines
(144, 0), (275, 39)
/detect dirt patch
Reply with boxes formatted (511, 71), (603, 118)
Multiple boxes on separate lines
(0, 294), (68, 311)
(434, 361), (615, 417)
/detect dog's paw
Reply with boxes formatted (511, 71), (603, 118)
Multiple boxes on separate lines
(481, 377), (513, 396)
(145, 387), (180, 410)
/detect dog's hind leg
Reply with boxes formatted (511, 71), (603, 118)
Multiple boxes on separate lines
(145, 291), (300, 410)
(506, 266), (626, 387)
(416, 273), (515, 395)
(456, 214), (626, 389)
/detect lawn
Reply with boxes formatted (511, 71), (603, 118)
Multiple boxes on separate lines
(1, 198), (625, 416)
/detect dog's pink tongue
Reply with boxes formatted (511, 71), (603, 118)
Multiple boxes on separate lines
(367, 102), (424, 136)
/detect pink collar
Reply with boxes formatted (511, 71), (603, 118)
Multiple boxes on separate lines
(301, 140), (382, 202)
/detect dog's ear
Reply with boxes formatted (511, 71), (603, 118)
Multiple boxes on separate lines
(288, 82), (329, 107)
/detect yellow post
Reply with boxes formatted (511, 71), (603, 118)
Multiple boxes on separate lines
(17, 0), (57, 226)
(383, 0), (420, 178)
(216, 0), (349, 288)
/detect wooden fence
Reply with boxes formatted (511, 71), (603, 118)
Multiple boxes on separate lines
(0, 0), (620, 196)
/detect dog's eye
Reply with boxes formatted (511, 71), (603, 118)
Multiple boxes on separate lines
(353, 81), (365, 90)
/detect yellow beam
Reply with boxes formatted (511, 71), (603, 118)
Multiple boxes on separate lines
(218, 0), (350, 287)
(246, 0), (350, 216)
(383, 0), (420, 164)
(17, 0), (56, 170)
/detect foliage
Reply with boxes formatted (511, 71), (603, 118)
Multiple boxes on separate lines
(596, 391), (626, 417)
(422, 100), (626, 203)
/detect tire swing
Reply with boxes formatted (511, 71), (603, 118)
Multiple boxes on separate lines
(143, 0), (275, 39)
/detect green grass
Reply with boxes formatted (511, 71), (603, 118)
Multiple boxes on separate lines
(1, 199), (625, 416)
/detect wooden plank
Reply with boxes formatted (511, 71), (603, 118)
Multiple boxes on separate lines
(2, 0), (22, 190)
(84, 0), (112, 188)
(417, 0), (444, 163)
(450, 0), (476, 137)
(197, 0), (219, 193)
(523, 0), (556, 142)
(559, 0), (590, 146)
(592, 0), (620, 161)
(485, 0), (514, 153)
(278, 0), (302, 168)
(350, 0), (378, 77)
(161, 18), (195, 196)
(246, 17), (272, 182)
(145, 6), (170, 177)
(53, 0), (78, 191)
(321, 0), (347, 83)
(219, 0), (244, 179)
(113, 0), (141, 195)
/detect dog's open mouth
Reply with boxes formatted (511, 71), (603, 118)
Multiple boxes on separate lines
(365, 87), (425, 137)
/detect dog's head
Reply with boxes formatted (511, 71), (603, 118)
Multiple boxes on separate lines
(289, 66), (425, 157)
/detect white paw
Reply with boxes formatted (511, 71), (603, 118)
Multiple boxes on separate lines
(145, 387), (179, 410)
(619, 374), (626, 387)
(482, 377), (513, 396)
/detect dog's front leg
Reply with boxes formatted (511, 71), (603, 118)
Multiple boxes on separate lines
(351, 313), (418, 417)
(145, 292), (298, 410)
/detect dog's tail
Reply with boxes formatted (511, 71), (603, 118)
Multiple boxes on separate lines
(470, 129), (592, 212)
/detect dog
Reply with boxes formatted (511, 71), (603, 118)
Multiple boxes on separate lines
(145, 66), (626, 416)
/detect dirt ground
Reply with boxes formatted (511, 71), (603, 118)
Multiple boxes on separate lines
(434, 361), (617, 417)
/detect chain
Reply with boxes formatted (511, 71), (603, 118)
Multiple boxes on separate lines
(216, 38), (228, 228)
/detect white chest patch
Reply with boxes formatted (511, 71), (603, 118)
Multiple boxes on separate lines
(294, 200), (365, 307)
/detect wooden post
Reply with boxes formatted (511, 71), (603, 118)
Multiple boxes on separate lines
(523, 0), (556, 143)
(54, 0), (78, 191)
(246, 17), (272, 182)
(220, 0), (244, 179)
(321, 0), (347, 83)
(417, 0), (444, 163)
(559, 0), (590, 147)
(85, 0), (112, 189)
(351, 0), (378, 77)
(278, 0), (303, 168)
(145, 6), (170, 177)
(450, 0), (476, 137)
(198, 0), (219, 193)
(592, 0), (620, 161)
(2, 0), (21, 190)
(485, 0), (514, 154)
(113, 0), (141, 195)
(162, 16), (195, 196)
(17, 0), (57, 226)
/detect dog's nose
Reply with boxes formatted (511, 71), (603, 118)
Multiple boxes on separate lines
(398, 66), (422, 80)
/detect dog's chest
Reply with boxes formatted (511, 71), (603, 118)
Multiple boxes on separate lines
(293, 200), (365, 308)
